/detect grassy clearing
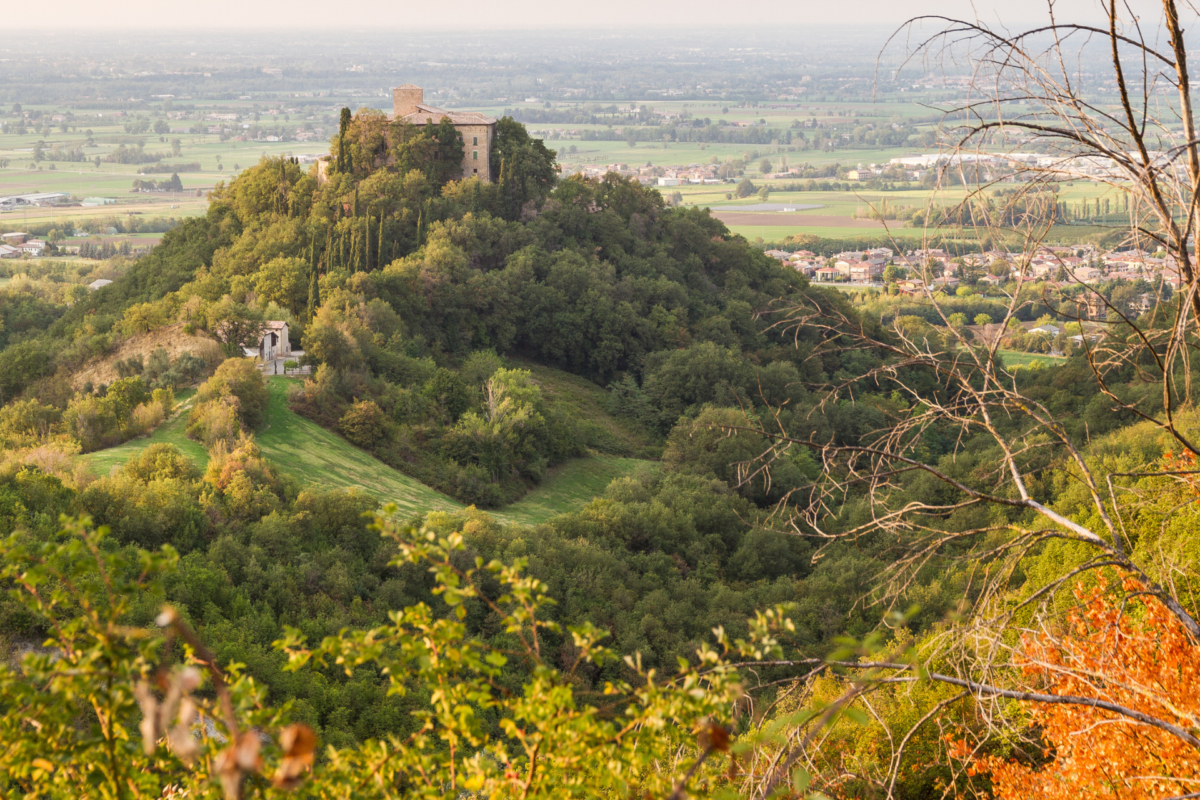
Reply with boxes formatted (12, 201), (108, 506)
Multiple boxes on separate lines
(491, 456), (657, 527)
(515, 358), (657, 457)
(83, 380), (462, 518)
(85, 390), (206, 476)
(84, 375), (657, 525)
(999, 350), (1068, 368)
(254, 379), (462, 518)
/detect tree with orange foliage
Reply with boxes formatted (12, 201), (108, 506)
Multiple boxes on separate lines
(956, 579), (1200, 799)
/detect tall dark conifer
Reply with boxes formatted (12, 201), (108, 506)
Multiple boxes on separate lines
(337, 107), (351, 173)
(306, 268), (319, 323)
(377, 214), (385, 268)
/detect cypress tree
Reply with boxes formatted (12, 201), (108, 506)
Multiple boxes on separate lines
(378, 214), (385, 269)
(365, 215), (372, 271)
(307, 268), (319, 323)
(416, 208), (424, 247)
(338, 107), (351, 172)
(498, 157), (510, 219)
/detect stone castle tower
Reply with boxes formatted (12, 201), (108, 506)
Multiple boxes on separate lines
(391, 84), (497, 183)
(317, 85), (497, 186)
(392, 85), (424, 118)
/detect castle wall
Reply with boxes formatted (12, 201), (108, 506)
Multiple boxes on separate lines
(457, 123), (494, 182)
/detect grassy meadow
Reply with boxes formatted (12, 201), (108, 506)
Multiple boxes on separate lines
(84, 376), (657, 525)
(998, 350), (1069, 368)
(493, 456), (657, 526)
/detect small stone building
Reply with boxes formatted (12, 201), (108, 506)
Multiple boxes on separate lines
(243, 321), (291, 363)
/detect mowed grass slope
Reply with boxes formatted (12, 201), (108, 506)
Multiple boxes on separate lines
(255, 379), (462, 517)
(493, 456), (657, 527)
(85, 372), (658, 525)
(85, 390), (208, 476)
(86, 378), (462, 518)
(516, 358), (657, 457)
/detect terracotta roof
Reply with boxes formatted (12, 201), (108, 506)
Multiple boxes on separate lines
(397, 104), (496, 126)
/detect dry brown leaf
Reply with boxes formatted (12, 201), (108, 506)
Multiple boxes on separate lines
(215, 732), (262, 800)
(273, 723), (317, 789)
(697, 720), (730, 753)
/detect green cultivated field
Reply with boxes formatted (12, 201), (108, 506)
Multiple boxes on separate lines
(999, 350), (1068, 368)
(86, 379), (460, 518)
(0, 109), (327, 232)
(1, 96), (1132, 247)
(254, 378), (461, 517)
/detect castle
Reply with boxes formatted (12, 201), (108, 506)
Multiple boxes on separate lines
(317, 85), (497, 185)
(391, 85), (497, 183)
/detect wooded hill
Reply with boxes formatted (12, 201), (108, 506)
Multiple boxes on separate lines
(0, 107), (1195, 797)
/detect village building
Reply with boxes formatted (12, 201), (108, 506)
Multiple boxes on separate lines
(1029, 323), (1062, 337)
(1078, 293), (1108, 320)
(87, 279), (113, 291)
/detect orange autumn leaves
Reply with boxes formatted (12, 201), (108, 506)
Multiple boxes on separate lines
(958, 579), (1200, 799)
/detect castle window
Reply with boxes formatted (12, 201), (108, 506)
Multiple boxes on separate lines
(472, 150), (478, 160)
(473, 136), (478, 146)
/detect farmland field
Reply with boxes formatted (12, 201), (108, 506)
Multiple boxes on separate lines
(0, 91), (1137, 250)
(998, 350), (1068, 368)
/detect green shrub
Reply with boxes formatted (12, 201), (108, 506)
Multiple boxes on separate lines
(195, 358), (268, 428)
(339, 400), (389, 448)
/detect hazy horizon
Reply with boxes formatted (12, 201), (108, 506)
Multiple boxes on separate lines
(0, 0), (1170, 30)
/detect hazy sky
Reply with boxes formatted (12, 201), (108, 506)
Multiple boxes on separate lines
(2, 0), (1172, 30)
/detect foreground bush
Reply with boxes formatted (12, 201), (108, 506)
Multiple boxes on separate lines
(0, 513), (859, 799)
